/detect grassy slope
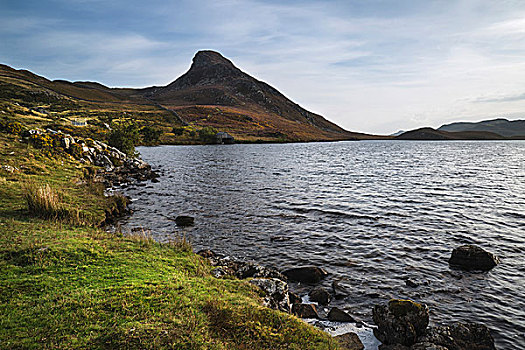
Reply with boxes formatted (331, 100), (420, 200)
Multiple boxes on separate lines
(0, 134), (338, 349)
(0, 64), (367, 143)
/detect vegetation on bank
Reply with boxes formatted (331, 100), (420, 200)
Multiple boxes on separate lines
(0, 129), (339, 348)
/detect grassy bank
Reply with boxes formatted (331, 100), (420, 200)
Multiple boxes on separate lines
(0, 132), (339, 349)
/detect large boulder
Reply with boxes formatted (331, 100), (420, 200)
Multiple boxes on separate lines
(373, 299), (429, 346)
(335, 332), (364, 350)
(449, 245), (499, 271)
(283, 266), (328, 283)
(415, 322), (496, 350)
(250, 278), (291, 313)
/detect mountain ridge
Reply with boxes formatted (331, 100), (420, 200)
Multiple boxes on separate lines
(0, 51), (370, 142)
(438, 118), (525, 137)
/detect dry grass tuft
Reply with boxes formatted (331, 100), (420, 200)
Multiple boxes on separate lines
(126, 227), (155, 246)
(166, 233), (192, 252)
(24, 182), (80, 223)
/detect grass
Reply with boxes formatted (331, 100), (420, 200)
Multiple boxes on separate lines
(23, 182), (81, 223)
(0, 131), (340, 349)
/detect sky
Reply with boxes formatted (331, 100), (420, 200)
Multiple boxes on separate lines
(2, 0), (525, 134)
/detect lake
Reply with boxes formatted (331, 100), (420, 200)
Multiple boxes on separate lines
(115, 141), (525, 349)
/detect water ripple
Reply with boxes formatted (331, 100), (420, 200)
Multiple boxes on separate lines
(116, 141), (525, 350)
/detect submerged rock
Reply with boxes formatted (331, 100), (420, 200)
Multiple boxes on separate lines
(332, 279), (352, 299)
(327, 307), (355, 322)
(335, 332), (364, 350)
(292, 303), (319, 319)
(249, 278), (291, 313)
(283, 266), (328, 283)
(415, 322), (496, 350)
(174, 215), (195, 227)
(449, 245), (499, 271)
(309, 286), (331, 305)
(373, 299), (429, 346)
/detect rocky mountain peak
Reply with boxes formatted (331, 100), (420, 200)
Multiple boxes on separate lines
(191, 50), (236, 70)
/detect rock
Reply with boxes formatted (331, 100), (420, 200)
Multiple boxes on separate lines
(283, 266), (328, 284)
(197, 249), (217, 259)
(292, 303), (319, 318)
(335, 332), (364, 350)
(416, 322), (496, 350)
(449, 245), (499, 271)
(405, 279), (419, 288)
(288, 291), (301, 304)
(309, 286), (331, 305)
(175, 215), (194, 227)
(236, 262), (286, 280)
(327, 307), (355, 322)
(211, 267), (231, 278)
(332, 279), (351, 299)
(373, 299), (429, 346)
(250, 278), (291, 313)
(378, 345), (410, 350)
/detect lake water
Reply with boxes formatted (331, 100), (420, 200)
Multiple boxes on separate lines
(116, 141), (525, 349)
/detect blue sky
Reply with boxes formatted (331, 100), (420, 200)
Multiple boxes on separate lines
(2, 0), (525, 134)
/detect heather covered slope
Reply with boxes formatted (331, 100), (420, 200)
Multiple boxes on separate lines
(141, 50), (360, 141)
(0, 51), (369, 143)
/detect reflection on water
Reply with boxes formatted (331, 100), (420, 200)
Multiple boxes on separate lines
(117, 141), (525, 349)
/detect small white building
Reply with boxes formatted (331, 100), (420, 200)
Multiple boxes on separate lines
(71, 118), (87, 127)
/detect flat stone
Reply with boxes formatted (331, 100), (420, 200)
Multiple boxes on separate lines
(328, 307), (355, 322)
(335, 332), (364, 350)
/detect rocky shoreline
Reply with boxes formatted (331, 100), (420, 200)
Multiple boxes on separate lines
(194, 245), (499, 350)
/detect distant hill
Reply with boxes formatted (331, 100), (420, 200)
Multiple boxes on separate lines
(395, 127), (507, 140)
(0, 51), (373, 143)
(438, 118), (525, 137)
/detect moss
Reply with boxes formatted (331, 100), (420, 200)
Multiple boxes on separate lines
(388, 299), (426, 317)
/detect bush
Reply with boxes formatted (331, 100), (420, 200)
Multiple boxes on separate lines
(0, 118), (24, 135)
(172, 126), (185, 136)
(108, 121), (140, 157)
(198, 126), (218, 144)
(140, 126), (162, 145)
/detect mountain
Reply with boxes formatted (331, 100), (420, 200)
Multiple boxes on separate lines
(139, 50), (365, 141)
(438, 118), (525, 138)
(0, 51), (370, 142)
(395, 127), (506, 140)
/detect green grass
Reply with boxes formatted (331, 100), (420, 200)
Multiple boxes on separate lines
(0, 132), (339, 349)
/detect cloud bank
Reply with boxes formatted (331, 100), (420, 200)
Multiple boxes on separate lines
(2, 0), (525, 134)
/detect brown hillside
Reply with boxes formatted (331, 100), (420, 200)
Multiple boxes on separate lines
(0, 52), (372, 142)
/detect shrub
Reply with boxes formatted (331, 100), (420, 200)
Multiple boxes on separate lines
(0, 119), (24, 135)
(29, 133), (54, 149)
(198, 126), (218, 144)
(172, 126), (185, 136)
(108, 120), (140, 157)
(140, 125), (162, 145)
